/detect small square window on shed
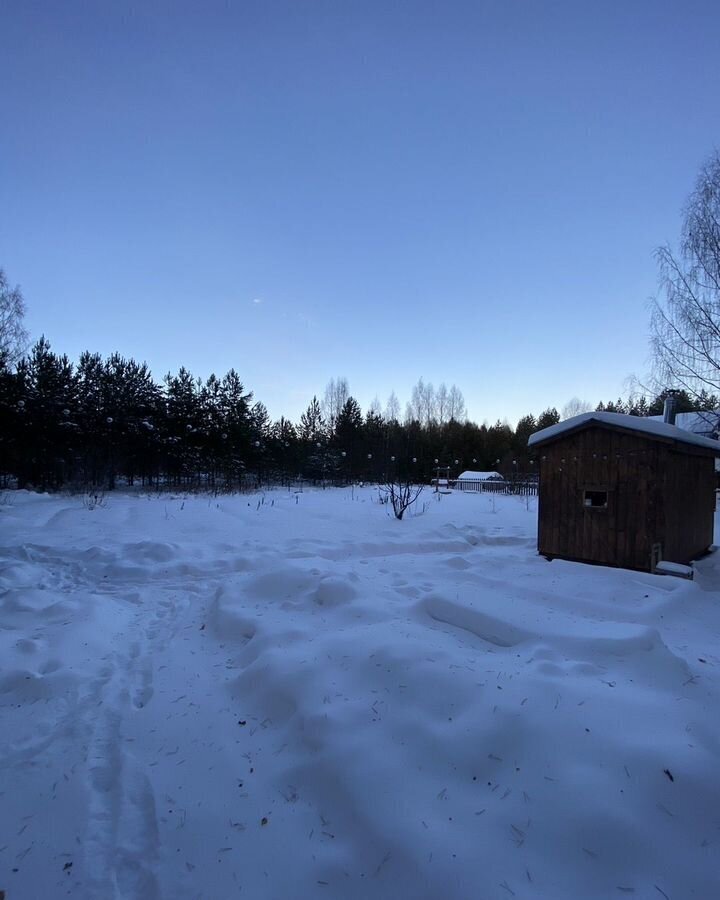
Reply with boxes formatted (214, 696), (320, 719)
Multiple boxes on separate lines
(584, 490), (608, 509)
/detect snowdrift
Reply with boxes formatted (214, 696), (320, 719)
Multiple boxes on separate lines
(1, 488), (719, 899)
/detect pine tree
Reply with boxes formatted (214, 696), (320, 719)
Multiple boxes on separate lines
(298, 396), (325, 443)
(219, 370), (252, 488)
(250, 401), (271, 439)
(19, 337), (77, 488)
(335, 397), (364, 478)
(0, 352), (22, 484)
(514, 414), (537, 458)
(537, 407), (560, 430)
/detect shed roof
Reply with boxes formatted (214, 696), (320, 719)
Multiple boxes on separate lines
(528, 411), (720, 454)
(457, 470), (503, 480)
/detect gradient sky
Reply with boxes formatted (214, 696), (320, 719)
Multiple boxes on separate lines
(2, 0), (719, 426)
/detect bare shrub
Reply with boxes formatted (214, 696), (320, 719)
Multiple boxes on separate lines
(82, 490), (107, 510)
(380, 478), (424, 520)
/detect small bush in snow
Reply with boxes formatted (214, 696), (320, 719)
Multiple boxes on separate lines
(380, 478), (424, 521)
(82, 491), (107, 511)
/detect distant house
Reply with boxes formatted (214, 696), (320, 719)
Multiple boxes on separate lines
(455, 471), (504, 492)
(650, 411), (720, 473)
(529, 409), (720, 572)
(649, 410), (720, 440)
(457, 470), (503, 482)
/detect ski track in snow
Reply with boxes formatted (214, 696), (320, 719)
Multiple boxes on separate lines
(0, 487), (719, 899)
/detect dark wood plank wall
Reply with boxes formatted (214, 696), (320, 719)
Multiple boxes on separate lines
(539, 428), (651, 568)
(661, 449), (716, 563)
(537, 426), (715, 571)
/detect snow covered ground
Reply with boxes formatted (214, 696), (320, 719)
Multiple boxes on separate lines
(1, 486), (719, 900)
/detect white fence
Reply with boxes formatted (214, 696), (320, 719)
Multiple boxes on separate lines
(432, 478), (538, 496)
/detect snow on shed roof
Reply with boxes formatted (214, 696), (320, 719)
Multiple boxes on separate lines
(457, 470), (503, 480)
(528, 411), (720, 453)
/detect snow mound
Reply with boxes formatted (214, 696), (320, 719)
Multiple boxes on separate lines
(312, 576), (357, 607)
(420, 593), (532, 646)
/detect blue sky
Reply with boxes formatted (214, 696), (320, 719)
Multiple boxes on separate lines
(2, 1), (719, 425)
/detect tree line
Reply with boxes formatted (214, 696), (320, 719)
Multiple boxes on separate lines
(0, 335), (563, 491)
(595, 389), (719, 416)
(4, 331), (716, 493)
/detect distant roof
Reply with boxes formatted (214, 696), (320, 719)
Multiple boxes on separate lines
(528, 411), (720, 454)
(457, 470), (503, 480)
(648, 410), (720, 437)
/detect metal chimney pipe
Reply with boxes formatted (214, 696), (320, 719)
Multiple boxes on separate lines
(663, 395), (677, 425)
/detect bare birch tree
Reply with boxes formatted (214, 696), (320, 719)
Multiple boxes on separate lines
(561, 397), (592, 419)
(322, 377), (349, 432)
(385, 391), (401, 423)
(447, 384), (466, 422)
(436, 383), (449, 424)
(650, 153), (720, 399)
(0, 268), (29, 366)
(409, 378), (437, 427)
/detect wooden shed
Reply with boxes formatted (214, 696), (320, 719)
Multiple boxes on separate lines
(528, 411), (720, 572)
